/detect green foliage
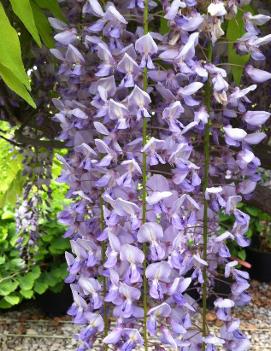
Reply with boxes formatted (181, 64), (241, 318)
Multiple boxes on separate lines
(0, 132), (67, 209)
(0, 157), (70, 309)
(0, 63), (35, 108)
(0, 0), (65, 106)
(159, 18), (170, 35)
(0, 207), (68, 308)
(31, 1), (55, 48)
(0, 2), (35, 107)
(0, 280), (19, 296)
(226, 5), (253, 85)
(32, 0), (65, 22)
(0, 125), (24, 207)
(9, 0), (42, 47)
(0, 2), (30, 89)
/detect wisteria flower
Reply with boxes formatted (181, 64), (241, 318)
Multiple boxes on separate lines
(147, 302), (171, 334)
(138, 222), (165, 260)
(135, 33), (158, 69)
(120, 244), (144, 283)
(128, 85), (151, 120)
(146, 261), (172, 299)
(117, 53), (140, 87)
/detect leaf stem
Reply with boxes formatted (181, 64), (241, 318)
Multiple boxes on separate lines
(142, 0), (149, 350)
(100, 196), (109, 348)
(202, 43), (213, 351)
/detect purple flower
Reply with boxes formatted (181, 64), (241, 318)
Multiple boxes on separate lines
(203, 335), (225, 351)
(146, 261), (171, 299)
(128, 85), (151, 120)
(214, 298), (235, 321)
(121, 329), (143, 351)
(169, 277), (192, 308)
(147, 303), (171, 334)
(108, 99), (129, 129)
(138, 222), (165, 260)
(114, 283), (141, 318)
(142, 137), (166, 165)
(117, 53), (140, 87)
(78, 277), (102, 309)
(246, 65), (271, 83)
(135, 33), (158, 69)
(120, 244), (144, 283)
(243, 110), (270, 126)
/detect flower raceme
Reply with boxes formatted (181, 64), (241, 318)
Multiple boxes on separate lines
(52, 0), (271, 350)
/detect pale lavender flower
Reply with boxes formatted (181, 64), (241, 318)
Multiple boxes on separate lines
(146, 261), (171, 299)
(135, 33), (158, 69)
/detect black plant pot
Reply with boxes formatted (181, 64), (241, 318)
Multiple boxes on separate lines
(36, 284), (73, 317)
(187, 278), (232, 309)
(246, 247), (271, 283)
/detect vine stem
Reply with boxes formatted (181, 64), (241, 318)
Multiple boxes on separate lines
(202, 43), (213, 351)
(100, 196), (109, 349)
(142, 0), (149, 350)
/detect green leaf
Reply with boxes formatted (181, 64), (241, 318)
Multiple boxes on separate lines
(18, 267), (41, 290)
(159, 18), (170, 35)
(226, 6), (253, 85)
(31, 266), (41, 279)
(0, 299), (12, 309)
(0, 171), (24, 207)
(32, 0), (65, 21)
(0, 281), (19, 296)
(34, 279), (48, 295)
(238, 249), (246, 261)
(4, 294), (20, 305)
(9, 0), (41, 47)
(31, 2), (55, 48)
(50, 282), (64, 293)
(2, 210), (15, 220)
(0, 64), (36, 108)
(49, 237), (69, 255)
(246, 228), (253, 238)
(255, 221), (264, 233)
(0, 3), (30, 89)
(18, 276), (34, 291)
(245, 206), (260, 217)
(51, 263), (67, 280)
(8, 258), (25, 270)
(0, 227), (8, 243)
(0, 257), (5, 265)
(20, 289), (34, 299)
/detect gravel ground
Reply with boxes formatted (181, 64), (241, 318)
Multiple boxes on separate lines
(0, 281), (270, 351)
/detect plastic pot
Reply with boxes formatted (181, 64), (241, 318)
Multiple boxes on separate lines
(36, 284), (73, 317)
(246, 247), (271, 283)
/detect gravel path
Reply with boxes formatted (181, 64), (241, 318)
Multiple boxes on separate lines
(0, 281), (270, 351)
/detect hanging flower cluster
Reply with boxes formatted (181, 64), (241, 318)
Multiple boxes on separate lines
(15, 133), (53, 253)
(14, 48), (56, 255)
(52, 0), (271, 350)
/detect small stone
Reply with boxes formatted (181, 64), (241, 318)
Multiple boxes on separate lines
(26, 329), (38, 336)
(241, 311), (254, 320)
(241, 322), (257, 331)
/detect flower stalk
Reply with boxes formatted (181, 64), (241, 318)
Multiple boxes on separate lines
(142, 0), (149, 350)
(100, 196), (109, 349)
(202, 43), (213, 350)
